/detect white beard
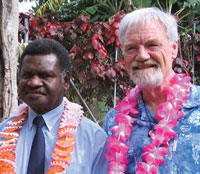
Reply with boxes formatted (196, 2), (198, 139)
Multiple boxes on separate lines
(129, 60), (163, 88)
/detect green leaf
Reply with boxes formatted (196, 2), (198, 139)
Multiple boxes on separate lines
(90, 15), (101, 23)
(85, 5), (98, 15)
(133, 0), (152, 8)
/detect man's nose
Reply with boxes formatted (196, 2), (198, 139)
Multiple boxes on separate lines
(135, 46), (150, 61)
(27, 76), (42, 87)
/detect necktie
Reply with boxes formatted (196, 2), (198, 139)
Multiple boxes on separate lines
(27, 116), (45, 174)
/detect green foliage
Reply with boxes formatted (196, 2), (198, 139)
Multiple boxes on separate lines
(29, 0), (127, 22)
(53, 0), (99, 22)
(156, 0), (177, 13)
(89, 97), (110, 126)
(96, 0), (124, 15)
(176, 0), (200, 23)
(182, 0), (200, 9)
(34, 0), (68, 17)
(55, 1), (81, 21)
(133, 0), (152, 8)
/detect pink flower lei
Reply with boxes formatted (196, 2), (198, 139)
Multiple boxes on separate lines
(0, 97), (83, 174)
(106, 73), (191, 174)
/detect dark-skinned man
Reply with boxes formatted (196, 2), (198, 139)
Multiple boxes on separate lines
(0, 38), (108, 174)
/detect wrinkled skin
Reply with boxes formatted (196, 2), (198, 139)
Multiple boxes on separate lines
(123, 20), (178, 88)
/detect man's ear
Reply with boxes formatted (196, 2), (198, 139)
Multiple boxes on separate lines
(63, 71), (70, 93)
(171, 41), (178, 60)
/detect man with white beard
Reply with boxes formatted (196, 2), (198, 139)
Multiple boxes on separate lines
(104, 7), (200, 174)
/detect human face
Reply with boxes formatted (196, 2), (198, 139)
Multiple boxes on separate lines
(18, 54), (69, 114)
(123, 20), (178, 88)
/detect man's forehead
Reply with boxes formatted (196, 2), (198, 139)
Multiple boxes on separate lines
(128, 19), (165, 32)
(20, 54), (59, 70)
(22, 54), (58, 63)
(125, 22), (167, 42)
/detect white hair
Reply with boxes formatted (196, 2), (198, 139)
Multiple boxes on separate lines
(119, 7), (179, 52)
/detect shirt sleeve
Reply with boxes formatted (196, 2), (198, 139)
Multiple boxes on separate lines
(66, 116), (109, 174)
(91, 127), (109, 174)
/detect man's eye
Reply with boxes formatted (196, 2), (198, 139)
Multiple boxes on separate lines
(126, 46), (137, 51)
(148, 44), (159, 48)
(40, 73), (49, 78)
(21, 73), (32, 79)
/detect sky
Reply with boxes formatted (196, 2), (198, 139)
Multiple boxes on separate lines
(19, 1), (36, 12)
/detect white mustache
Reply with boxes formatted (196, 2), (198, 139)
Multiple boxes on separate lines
(131, 60), (159, 69)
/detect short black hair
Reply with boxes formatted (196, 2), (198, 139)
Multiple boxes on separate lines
(19, 38), (71, 74)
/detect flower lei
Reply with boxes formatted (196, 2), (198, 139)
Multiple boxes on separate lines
(0, 97), (83, 174)
(106, 73), (191, 174)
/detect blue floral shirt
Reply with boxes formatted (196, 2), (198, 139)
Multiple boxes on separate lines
(104, 85), (200, 174)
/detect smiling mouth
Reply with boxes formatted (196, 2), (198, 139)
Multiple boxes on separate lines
(133, 64), (157, 70)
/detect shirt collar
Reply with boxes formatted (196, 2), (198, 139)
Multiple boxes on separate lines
(28, 99), (64, 131)
(182, 85), (200, 108)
